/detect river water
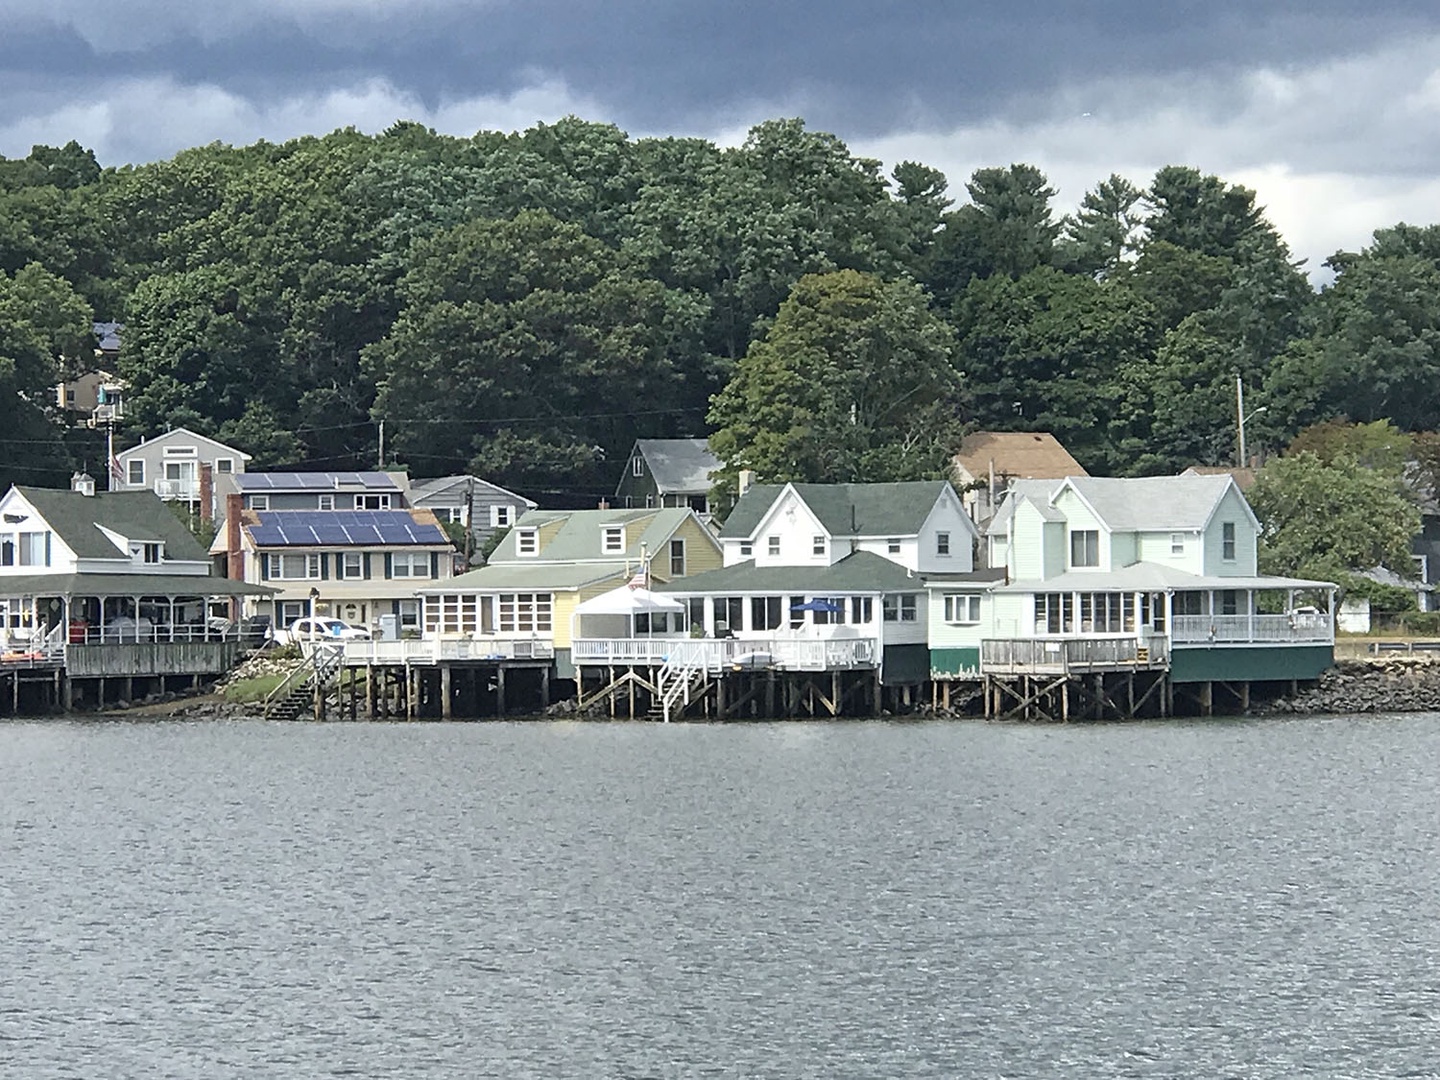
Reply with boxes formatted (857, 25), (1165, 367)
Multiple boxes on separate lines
(3, 715), (1440, 1079)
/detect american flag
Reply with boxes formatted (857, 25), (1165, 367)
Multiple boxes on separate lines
(627, 569), (647, 590)
(109, 452), (125, 489)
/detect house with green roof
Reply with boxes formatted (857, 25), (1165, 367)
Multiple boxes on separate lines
(0, 476), (268, 674)
(412, 506), (721, 675)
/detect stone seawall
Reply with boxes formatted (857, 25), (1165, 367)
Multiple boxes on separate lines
(1264, 656), (1440, 715)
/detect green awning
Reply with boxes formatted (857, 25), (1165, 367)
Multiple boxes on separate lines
(0, 573), (275, 598)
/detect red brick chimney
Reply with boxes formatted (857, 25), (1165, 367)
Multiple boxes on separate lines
(199, 462), (214, 523)
(226, 493), (244, 581)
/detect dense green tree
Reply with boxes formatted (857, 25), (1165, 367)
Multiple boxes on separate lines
(1287, 419), (1413, 473)
(1249, 451), (1419, 581)
(708, 269), (962, 498)
(1057, 174), (1144, 279)
(926, 164), (1059, 302)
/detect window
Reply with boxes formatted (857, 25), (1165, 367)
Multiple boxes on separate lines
(937, 531), (951, 557)
(632, 455), (643, 477)
(127, 460), (144, 485)
(1070, 529), (1099, 568)
(496, 592), (551, 633)
(739, 540), (753, 558)
(1219, 590), (1239, 616)
(318, 494), (334, 511)
(356, 494), (391, 510)
(273, 553), (320, 579)
(715, 597), (744, 636)
(1079, 593), (1126, 633)
(0, 536), (11, 565)
(425, 593), (481, 636)
(669, 539), (686, 576)
(944, 594), (982, 624)
(341, 552), (363, 579)
(812, 535), (826, 557)
(516, 528), (539, 556)
(645, 493), (654, 508)
(142, 543), (162, 564)
(1173, 592), (1205, 616)
(491, 505), (513, 528)
(1171, 532), (1184, 555)
(883, 595), (919, 622)
(767, 535), (780, 557)
(602, 525), (625, 554)
(813, 597), (846, 625)
(439, 508), (465, 524)
(163, 446), (196, 458)
(751, 596), (783, 631)
(685, 597), (705, 631)
(1035, 593), (1076, 634)
(215, 458), (234, 474)
(18, 532), (47, 567)
(398, 599), (421, 630)
(1222, 522), (1236, 561)
(391, 552), (430, 578)
(887, 538), (900, 554)
(249, 495), (270, 511)
(849, 596), (873, 623)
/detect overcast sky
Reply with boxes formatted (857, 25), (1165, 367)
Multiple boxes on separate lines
(5, 1), (1439, 278)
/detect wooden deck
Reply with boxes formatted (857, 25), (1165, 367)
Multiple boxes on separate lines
(981, 636), (1170, 674)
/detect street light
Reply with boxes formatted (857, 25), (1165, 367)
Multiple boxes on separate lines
(308, 587), (320, 647)
(1235, 374), (1268, 468)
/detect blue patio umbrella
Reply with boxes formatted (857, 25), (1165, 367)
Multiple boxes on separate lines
(790, 599), (843, 613)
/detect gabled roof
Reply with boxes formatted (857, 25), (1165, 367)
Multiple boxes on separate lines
(719, 481), (961, 539)
(117, 427), (251, 461)
(234, 471), (401, 492)
(1181, 465), (1257, 492)
(653, 550), (930, 594)
(986, 475), (1254, 536)
(408, 475), (536, 507)
(93, 321), (122, 352)
(624, 439), (720, 496)
(491, 507), (704, 563)
(953, 431), (1087, 481)
(419, 563), (622, 593)
(12, 486), (207, 561)
(241, 509), (449, 547)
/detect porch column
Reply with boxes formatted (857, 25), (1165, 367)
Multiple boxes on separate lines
(1248, 591), (1255, 643)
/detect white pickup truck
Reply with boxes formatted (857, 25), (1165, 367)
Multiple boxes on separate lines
(271, 617), (373, 646)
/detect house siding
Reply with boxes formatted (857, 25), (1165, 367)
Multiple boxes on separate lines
(1203, 488), (1259, 576)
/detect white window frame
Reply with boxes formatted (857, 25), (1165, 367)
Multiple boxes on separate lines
(18, 532), (48, 567)
(318, 494), (335, 511)
(516, 528), (539, 556)
(127, 460), (144, 486)
(1222, 522), (1237, 562)
(767, 535), (780, 557)
(887, 538), (900, 554)
(491, 505), (513, 528)
(632, 456), (644, 477)
(498, 592), (553, 633)
(812, 535), (826, 557)
(944, 593), (981, 624)
(602, 525), (625, 554)
(250, 494), (270, 511)
(739, 540), (753, 557)
(1170, 532), (1185, 556)
(142, 542), (162, 564)
(273, 553), (320, 580)
(355, 494), (392, 510)
(669, 538), (686, 577)
(341, 552), (363, 579)
(215, 457), (235, 474)
(937, 531), (951, 557)
(390, 552), (430, 579)
(163, 446), (197, 458)
(1070, 529), (1100, 568)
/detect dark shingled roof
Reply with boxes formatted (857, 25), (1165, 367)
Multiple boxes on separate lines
(631, 439), (720, 495)
(718, 481), (954, 539)
(15, 486), (207, 561)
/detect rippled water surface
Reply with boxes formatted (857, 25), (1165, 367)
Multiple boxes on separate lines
(4, 715), (1440, 1078)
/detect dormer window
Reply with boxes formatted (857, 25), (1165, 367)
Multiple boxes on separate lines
(739, 540), (753, 557)
(1070, 529), (1100, 568)
(249, 494), (269, 511)
(517, 528), (539, 556)
(356, 494), (391, 510)
(812, 535), (826, 556)
(142, 542), (162, 563)
(1171, 532), (1184, 555)
(602, 525), (625, 553)
(318, 494), (334, 511)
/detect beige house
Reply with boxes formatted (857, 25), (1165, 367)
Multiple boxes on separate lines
(952, 431), (1087, 527)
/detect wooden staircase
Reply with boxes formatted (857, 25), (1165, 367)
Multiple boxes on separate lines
(262, 643), (345, 720)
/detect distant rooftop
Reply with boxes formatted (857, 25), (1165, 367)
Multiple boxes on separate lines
(953, 431), (1087, 482)
(234, 471), (402, 492)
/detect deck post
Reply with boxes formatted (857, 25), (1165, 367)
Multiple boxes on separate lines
(497, 666), (507, 717)
(405, 664), (416, 721)
(441, 664), (452, 720)
(541, 666), (550, 709)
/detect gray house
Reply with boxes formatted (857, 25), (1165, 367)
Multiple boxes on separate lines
(112, 427), (251, 516)
(407, 475), (537, 564)
(221, 471), (411, 513)
(614, 438), (720, 519)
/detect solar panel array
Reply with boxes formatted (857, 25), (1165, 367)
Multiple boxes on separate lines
(235, 471), (400, 491)
(249, 510), (448, 546)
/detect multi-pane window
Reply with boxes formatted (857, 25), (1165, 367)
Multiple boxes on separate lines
(318, 494), (334, 511)
(498, 593), (552, 632)
(1219, 590), (1239, 615)
(491, 505), (513, 528)
(813, 598), (846, 625)
(944, 593), (981, 624)
(215, 458), (234, 474)
(883, 594), (919, 622)
(602, 525), (625, 553)
(632, 455), (643, 477)
(1079, 593), (1128, 633)
(1171, 532), (1184, 555)
(341, 552), (363, 579)
(669, 539), (685, 576)
(250, 495), (269, 511)
(1222, 522), (1236, 561)
(273, 553), (320, 579)
(516, 529), (539, 555)
(390, 552), (430, 578)
(767, 535), (780, 556)
(812, 535), (826, 556)
(715, 597), (744, 635)
(937, 531), (951, 557)
(398, 599), (421, 630)
(355, 494), (391, 510)
(18, 533), (47, 566)
(849, 596), (873, 623)
(1173, 592), (1205, 616)
(127, 460), (144, 485)
(1070, 529), (1099, 567)
(1035, 593), (1076, 634)
(887, 538), (900, 554)
(425, 593), (481, 635)
(739, 541), (753, 557)
(750, 596), (783, 631)
(142, 543), (162, 564)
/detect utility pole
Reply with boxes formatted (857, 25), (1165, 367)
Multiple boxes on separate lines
(377, 419), (385, 470)
(1235, 374), (1246, 469)
(463, 477), (475, 566)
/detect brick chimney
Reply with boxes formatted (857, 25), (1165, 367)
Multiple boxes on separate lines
(225, 493), (244, 582)
(199, 462), (214, 523)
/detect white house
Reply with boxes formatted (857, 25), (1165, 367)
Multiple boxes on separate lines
(113, 427), (250, 516)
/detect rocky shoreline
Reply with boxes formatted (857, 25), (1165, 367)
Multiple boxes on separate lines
(1259, 655), (1440, 715)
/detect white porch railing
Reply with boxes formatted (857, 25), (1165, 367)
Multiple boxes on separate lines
(982, 636), (1170, 674)
(573, 636), (879, 672)
(153, 479), (200, 500)
(341, 637), (555, 665)
(1171, 614), (1332, 644)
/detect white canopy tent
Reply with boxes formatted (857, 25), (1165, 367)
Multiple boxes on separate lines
(571, 585), (688, 641)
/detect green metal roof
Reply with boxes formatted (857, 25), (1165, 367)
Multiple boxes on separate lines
(14, 486), (208, 561)
(0, 572), (274, 597)
(653, 550), (927, 594)
(718, 481), (955, 538)
(488, 507), (697, 564)
(416, 563), (623, 593)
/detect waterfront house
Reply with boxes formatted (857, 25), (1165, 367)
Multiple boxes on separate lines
(938, 474), (1336, 691)
(221, 470), (410, 513)
(953, 430), (1087, 528)
(113, 428), (250, 517)
(410, 507), (722, 675)
(614, 438), (720, 518)
(407, 475), (537, 564)
(224, 505), (455, 633)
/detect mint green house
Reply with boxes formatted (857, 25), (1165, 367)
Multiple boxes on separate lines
(929, 474), (1336, 687)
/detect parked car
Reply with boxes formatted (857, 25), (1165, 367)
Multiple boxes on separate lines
(273, 617), (372, 646)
